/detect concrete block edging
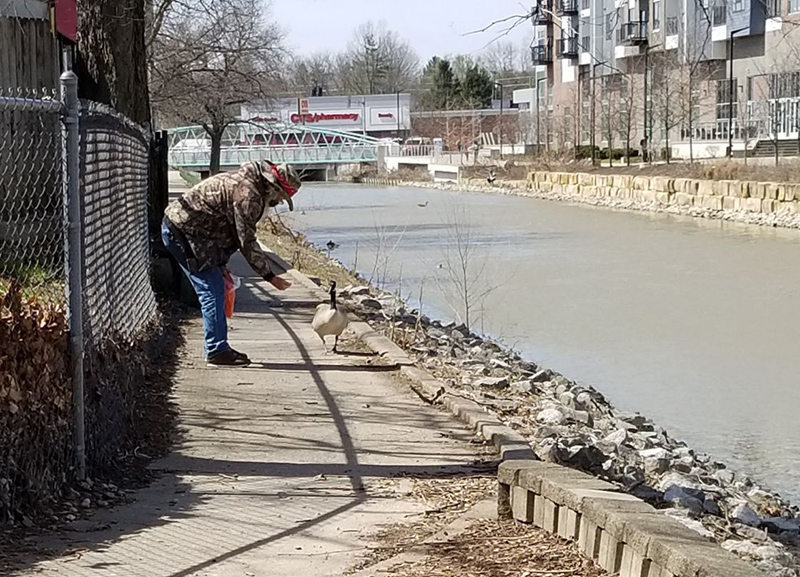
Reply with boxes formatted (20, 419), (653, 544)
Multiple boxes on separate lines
(498, 460), (768, 577)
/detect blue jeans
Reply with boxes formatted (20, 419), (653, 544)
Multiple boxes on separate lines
(161, 222), (229, 357)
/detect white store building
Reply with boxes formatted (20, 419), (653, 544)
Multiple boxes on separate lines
(240, 94), (412, 138)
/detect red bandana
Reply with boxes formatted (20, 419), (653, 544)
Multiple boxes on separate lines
(265, 161), (297, 197)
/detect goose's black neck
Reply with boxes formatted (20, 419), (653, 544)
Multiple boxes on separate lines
(329, 284), (337, 310)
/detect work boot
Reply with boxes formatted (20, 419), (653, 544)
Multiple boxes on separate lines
(207, 349), (251, 367)
(230, 348), (250, 363)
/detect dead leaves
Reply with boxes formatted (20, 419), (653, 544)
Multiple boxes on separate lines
(1, 284), (70, 521)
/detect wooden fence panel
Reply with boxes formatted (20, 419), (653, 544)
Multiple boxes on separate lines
(0, 17), (60, 91)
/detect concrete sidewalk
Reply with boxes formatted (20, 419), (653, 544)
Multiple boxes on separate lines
(13, 255), (488, 577)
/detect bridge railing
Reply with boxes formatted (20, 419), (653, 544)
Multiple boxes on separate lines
(168, 122), (382, 169)
(169, 143), (379, 168)
(400, 144), (435, 157)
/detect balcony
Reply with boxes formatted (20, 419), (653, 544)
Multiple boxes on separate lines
(618, 21), (648, 45)
(534, 0), (553, 23)
(712, 3), (727, 26)
(557, 36), (580, 58)
(531, 41), (554, 64)
(556, 0), (579, 15)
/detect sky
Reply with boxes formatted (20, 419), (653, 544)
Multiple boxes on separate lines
(270, 0), (533, 61)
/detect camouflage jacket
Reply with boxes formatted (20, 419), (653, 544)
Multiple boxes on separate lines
(165, 162), (284, 278)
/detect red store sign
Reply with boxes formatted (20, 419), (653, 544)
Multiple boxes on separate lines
(290, 112), (360, 124)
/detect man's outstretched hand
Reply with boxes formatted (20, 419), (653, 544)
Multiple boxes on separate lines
(269, 275), (292, 291)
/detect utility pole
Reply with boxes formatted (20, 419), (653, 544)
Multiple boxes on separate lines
(396, 91), (400, 136)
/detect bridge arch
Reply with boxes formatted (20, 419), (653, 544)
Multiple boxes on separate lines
(168, 121), (382, 171)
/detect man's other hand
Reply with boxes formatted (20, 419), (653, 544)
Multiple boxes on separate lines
(269, 275), (292, 291)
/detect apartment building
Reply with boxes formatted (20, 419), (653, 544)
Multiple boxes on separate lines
(523, 0), (800, 158)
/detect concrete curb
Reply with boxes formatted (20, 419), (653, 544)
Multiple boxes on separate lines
(498, 460), (767, 577)
(346, 319), (535, 461)
(260, 245), (535, 463)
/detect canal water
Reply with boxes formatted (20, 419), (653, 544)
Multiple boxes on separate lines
(282, 183), (800, 502)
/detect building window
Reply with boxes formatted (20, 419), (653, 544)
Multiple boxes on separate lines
(765, 0), (781, 17)
(732, 0), (745, 11)
(666, 15), (678, 34)
(768, 71), (800, 99)
(790, 0), (800, 12)
(605, 12), (614, 40)
(653, 0), (661, 29)
(582, 0), (591, 10)
(716, 78), (738, 120)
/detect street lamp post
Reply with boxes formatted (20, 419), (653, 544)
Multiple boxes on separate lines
(728, 27), (748, 158)
(493, 81), (505, 159)
(643, 44), (662, 163)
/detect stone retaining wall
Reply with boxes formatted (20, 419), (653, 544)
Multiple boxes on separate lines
(527, 171), (800, 215)
(499, 460), (765, 577)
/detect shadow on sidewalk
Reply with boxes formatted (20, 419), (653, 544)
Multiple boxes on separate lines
(4, 266), (495, 577)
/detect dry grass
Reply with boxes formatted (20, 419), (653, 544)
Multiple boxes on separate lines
(382, 518), (607, 577)
(353, 469), (498, 572)
(487, 157), (800, 184)
(388, 167), (433, 182)
(257, 216), (367, 289)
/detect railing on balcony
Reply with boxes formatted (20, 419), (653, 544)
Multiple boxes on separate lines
(666, 16), (679, 35)
(557, 36), (580, 58)
(534, 0), (553, 23)
(678, 119), (765, 142)
(531, 40), (554, 64)
(618, 21), (648, 44)
(712, 3), (727, 26)
(556, 0), (579, 15)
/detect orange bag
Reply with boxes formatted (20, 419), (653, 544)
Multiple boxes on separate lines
(222, 267), (240, 318)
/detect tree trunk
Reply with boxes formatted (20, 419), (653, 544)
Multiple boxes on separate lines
(209, 129), (223, 175)
(75, 0), (151, 126)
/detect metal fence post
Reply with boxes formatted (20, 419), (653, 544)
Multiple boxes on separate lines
(60, 70), (86, 481)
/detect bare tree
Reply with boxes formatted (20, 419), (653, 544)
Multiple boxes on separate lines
(434, 199), (497, 331)
(289, 52), (339, 96)
(616, 73), (640, 165)
(150, 0), (285, 174)
(479, 41), (520, 80)
(337, 21), (419, 94)
(649, 50), (687, 163)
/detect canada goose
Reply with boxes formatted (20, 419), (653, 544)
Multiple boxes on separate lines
(417, 201), (429, 207)
(326, 240), (338, 251)
(312, 281), (349, 353)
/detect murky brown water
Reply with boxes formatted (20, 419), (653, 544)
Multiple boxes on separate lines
(282, 183), (800, 502)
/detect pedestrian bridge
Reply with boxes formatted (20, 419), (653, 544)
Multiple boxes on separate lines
(168, 122), (381, 171)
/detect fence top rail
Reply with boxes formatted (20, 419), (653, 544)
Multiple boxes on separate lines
(0, 94), (62, 113)
(80, 99), (151, 138)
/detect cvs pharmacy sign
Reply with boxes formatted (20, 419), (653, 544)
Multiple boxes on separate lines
(290, 112), (360, 124)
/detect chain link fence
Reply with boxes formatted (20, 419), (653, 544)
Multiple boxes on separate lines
(0, 88), (64, 299)
(80, 102), (158, 343)
(1, 74), (160, 520)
